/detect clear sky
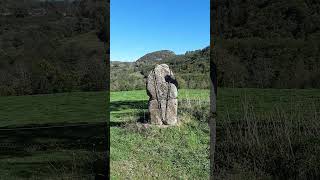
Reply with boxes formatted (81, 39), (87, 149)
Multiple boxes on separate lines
(111, 0), (210, 62)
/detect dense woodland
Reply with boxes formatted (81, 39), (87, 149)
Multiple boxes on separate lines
(0, 0), (108, 96)
(213, 0), (320, 88)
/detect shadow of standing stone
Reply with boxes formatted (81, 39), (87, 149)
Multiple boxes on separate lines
(146, 64), (178, 125)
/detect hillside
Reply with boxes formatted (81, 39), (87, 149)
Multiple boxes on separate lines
(212, 0), (320, 88)
(135, 50), (176, 66)
(110, 47), (210, 91)
(0, 0), (108, 96)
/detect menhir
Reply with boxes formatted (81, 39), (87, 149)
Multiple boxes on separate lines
(146, 64), (178, 125)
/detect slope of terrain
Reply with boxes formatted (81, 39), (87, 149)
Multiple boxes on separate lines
(212, 0), (320, 88)
(135, 50), (176, 65)
(110, 47), (210, 91)
(0, 0), (108, 96)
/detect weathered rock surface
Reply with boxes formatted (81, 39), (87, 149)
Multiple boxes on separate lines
(147, 64), (178, 125)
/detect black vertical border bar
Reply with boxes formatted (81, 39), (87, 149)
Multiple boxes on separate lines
(210, 0), (218, 179)
(106, 0), (110, 179)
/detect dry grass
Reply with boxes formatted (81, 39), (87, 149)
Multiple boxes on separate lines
(215, 91), (320, 179)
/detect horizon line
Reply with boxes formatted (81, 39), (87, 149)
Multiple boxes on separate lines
(111, 45), (209, 62)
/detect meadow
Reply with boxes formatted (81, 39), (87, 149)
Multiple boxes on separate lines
(110, 89), (210, 179)
(110, 88), (320, 179)
(216, 88), (320, 179)
(0, 91), (108, 179)
(0, 88), (319, 179)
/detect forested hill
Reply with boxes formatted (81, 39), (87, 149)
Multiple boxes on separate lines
(0, 0), (108, 96)
(213, 0), (320, 39)
(111, 47), (210, 91)
(135, 50), (176, 66)
(212, 0), (320, 88)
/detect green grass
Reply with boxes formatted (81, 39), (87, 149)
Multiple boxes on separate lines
(0, 150), (101, 180)
(110, 89), (209, 122)
(110, 89), (210, 179)
(0, 91), (107, 127)
(110, 88), (320, 179)
(0, 91), (107, 179)
(110, 89), (209, 102)
(0, 88), (319, 179)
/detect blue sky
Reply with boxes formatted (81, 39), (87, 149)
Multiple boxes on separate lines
(111, 0), (210, 61)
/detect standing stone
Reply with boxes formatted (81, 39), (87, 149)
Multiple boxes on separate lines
(147, 64), (178, 125)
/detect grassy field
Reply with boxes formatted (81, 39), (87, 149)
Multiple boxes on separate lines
(110, 88), (320, 179)
(0, 91), (107, 127)
(215, 88), (320, 179)
(0, 88), (319, 179)
(0, 91), (108, 179)
(110, 89), (210, 179)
